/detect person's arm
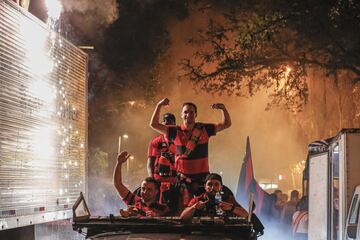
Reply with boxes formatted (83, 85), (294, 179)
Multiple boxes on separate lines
(147, 157), (155, 177)
(219, 199), (249, 218)
(147, 140), (156, 177)
(232, 205), (249, 217)
(180, 201), (207, 220)
(113, 151), (131, 198)
(149, 98), (169, 134)
(211, 103), (231, 133)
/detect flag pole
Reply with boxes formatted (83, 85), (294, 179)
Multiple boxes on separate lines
(248, 192), (254, 223)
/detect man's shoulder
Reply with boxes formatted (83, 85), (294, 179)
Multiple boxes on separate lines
(151, 134), (164, 142)
(196, 123), (216, 136)
(123, 191), (141, 205)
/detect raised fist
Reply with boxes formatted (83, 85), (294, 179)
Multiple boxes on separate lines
(158, 98), (170, 106)
(117, 151), (130, 164)
(211, 103), (225, 110)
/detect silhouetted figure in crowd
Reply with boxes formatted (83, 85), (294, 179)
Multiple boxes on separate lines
(281, 190), (300, 237)
(292, 196), (308, 240)
(273, 189), (284, 219)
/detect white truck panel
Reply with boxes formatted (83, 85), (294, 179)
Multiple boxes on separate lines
(0, 0), (87, 230)
(308, 152), (329, 240)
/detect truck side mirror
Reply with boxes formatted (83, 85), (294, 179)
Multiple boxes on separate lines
(347, 225), (357, 239)
(346, 191), (360, 239)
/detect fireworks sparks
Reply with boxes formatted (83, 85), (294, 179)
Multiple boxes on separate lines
(45, 0), (63, 23)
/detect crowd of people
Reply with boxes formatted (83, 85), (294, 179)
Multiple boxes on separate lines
(263, 189), (308, 240)
(112, 98), (307, 238)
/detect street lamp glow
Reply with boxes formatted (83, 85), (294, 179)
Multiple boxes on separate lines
(278, 174), (283, 181)
(118, 134), (129, 153)
(127, 155), (134, 172)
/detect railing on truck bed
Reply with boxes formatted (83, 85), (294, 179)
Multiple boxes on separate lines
(72, 193), (262, 240)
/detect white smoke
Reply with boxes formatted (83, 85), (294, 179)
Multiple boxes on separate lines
(60, 0), (119, 43)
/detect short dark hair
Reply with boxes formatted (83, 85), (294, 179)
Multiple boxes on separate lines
(204, 173), (223, 185)
(143, 177), (160, 190)
(162, 113), (176, 124)
(182, 102), (197, 114)
(274, 189), (282, 195)
(291, 190), (299, 199)
(297, 196), (308, 211)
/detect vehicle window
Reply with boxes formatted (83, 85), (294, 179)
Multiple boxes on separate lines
(348, 194), (359, 225)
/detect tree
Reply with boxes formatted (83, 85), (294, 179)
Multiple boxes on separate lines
(180, 0), (360, 111)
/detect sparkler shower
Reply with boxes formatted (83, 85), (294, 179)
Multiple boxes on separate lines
(0, 0), (86, 229)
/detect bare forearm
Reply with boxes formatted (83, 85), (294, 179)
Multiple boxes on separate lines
(147, 157), (155, 177)
(221, 107), (231, 128)
(150, 104), (166, 134)
(232, 206), (248, 218)
(113, 162), (129, 198)
(180, 206), (196, 220)
(215, 107), (231, 132)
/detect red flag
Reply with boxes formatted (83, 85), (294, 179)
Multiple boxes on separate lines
(236, 137), (271, 216)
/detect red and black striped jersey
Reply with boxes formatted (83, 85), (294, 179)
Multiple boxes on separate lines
(166, 123), (216, 180)
(147, 134), (176, 159)
(122, 191), (169, 217)
(147, 134), (177, 182)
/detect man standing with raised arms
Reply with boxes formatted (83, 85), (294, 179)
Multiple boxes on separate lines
(149, 98), (231, 193)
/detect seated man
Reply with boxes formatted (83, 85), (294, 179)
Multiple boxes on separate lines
(180, 173), (248, 220)
(113, 151), (170, 217)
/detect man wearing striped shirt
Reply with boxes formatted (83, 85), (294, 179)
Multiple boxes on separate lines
(147, 113), (177, 180)
(150, 98), (231, 190)
(113, 151), (170, 217)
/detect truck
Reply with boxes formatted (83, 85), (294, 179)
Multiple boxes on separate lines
(304, 129), (360, 240)
(0, 0), (87, 238)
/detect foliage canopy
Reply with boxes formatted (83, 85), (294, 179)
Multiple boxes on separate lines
(181, 0), (360, 111)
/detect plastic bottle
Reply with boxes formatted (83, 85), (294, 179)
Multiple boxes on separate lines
(215, 192), (223, 216)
